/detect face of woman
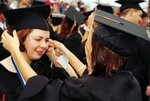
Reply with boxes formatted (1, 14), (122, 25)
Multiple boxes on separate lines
(23, 29), (50, 60)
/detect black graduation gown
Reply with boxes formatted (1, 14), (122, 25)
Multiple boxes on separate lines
(0, 28), (11, 61)
(0, 43), (11, 61)
(126, 38), (150, 101)
(99, 25), (150, 101)
(62, 32), (85, 60)
(0, 56), (69, 101)
(19, 71), (142, 101)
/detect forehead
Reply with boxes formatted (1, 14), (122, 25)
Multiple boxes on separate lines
(29, 29), (50, 37)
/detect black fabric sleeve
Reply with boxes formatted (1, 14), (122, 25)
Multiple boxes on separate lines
(60, 77), (91, 101)
(19, 75), (62, 101)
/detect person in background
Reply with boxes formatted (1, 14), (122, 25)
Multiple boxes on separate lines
(81, 4), (114, 43)
(79, 4), (114, 65)
(58, 6), (86, 61)
(0, 3), (7, 36)
(0, 2), (10, 100)
(18, 0), (33, 8)
(48, 13), (64, 40)
(115, 0), (150, 100)
(9, 0), (32, 9)
(140, 11), (149, 28)
(0, 3), (10, 61)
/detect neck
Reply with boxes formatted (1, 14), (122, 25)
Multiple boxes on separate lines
(21, 52), (32, 64)
(120, 16), (129, 21)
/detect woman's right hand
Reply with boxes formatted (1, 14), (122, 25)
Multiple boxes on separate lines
(2, 30), (20, 54)
(52, 40), (69, 56)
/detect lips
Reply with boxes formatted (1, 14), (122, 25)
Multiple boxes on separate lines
(36, 51), (44, 56)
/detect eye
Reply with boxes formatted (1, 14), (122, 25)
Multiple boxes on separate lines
(45, 39), (49, 43)
(35, 39), (41, 41)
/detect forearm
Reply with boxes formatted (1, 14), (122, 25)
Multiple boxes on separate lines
(65, 64), (78, 78)
(48, 50), (78, 77)
(11, 49), (37, 82)
(67, 49), (86, 77)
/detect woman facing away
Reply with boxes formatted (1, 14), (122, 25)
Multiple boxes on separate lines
(57, 6), (86, 60)
(0, 5), (77, 101)
(2, 22), (142, 101)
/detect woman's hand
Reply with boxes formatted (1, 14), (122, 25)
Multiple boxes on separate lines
(52, 40), (69, 56)
(46, 39), (63, 58)
(2, 30), (20, 54)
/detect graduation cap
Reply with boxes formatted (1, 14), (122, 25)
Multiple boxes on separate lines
(64, 6), (86, 25)
(51, 13), (65, 26)
(97, 4), (113, 14)
(3, 5), (50, 31)
(94, 9), (149, 56)
(115, 0), (145, 12)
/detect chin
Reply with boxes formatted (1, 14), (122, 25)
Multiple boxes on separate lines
(31, 56), (42, 60)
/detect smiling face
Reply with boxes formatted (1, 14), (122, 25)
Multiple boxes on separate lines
(23, 29), (50, 60)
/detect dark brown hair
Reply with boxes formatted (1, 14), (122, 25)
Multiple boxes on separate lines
(91, 36), (128, 76)
(7, 28), (32, 52)
(17, 29), (32, 52)
(58, 18), (78, 41)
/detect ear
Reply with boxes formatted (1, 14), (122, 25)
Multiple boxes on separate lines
(114, 12), (121, 17)
(129, 9), (134, 17)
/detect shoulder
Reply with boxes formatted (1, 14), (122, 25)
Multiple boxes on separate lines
(111, 71), (142, 101)
(114, 71), (139, 84)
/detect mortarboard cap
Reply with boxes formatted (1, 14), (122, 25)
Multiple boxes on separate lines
(94, 9), (149, 56)
(51, 13), (65, 26)
(97, 4), (113, 14)
(3, 5), (50, 31)
(115, 0), (145, 12)
(64, 6), (86, 25)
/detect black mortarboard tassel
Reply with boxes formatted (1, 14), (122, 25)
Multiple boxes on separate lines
(3, 5), (50, 31)
(115, 0), (145, 12)
(64, 6), (86, 25)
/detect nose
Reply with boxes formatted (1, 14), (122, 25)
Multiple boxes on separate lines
(40, 40), (48, 49)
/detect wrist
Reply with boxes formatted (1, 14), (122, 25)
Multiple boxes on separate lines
(77, 65), (87, 74)
(11, 48), (20, 55)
